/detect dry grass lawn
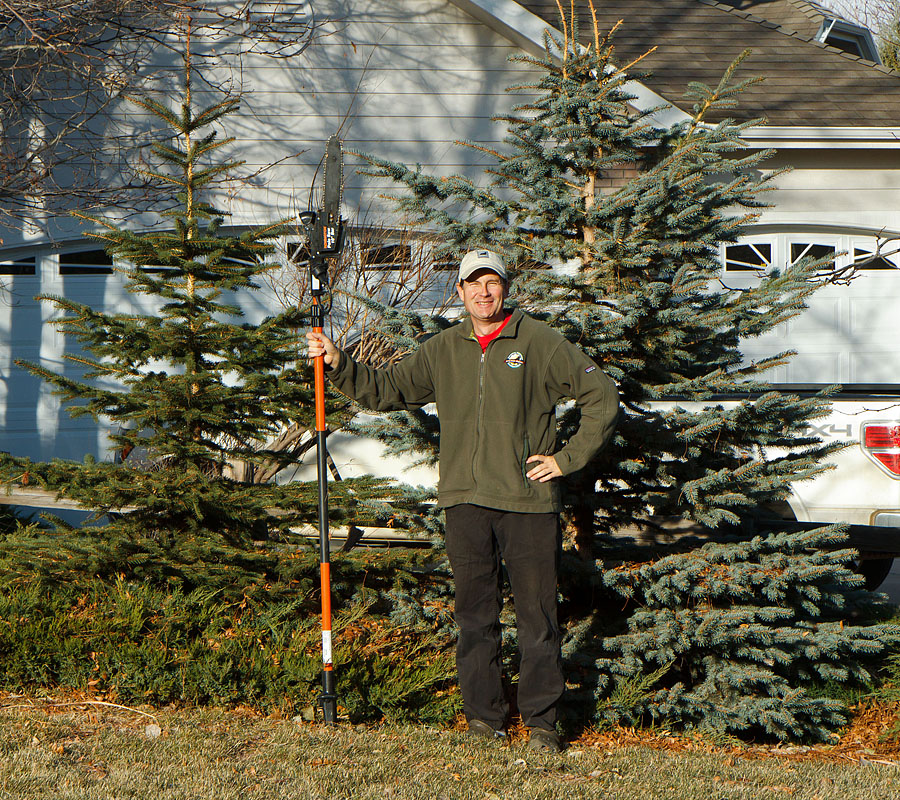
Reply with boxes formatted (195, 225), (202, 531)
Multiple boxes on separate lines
(1, 696), (899, 799)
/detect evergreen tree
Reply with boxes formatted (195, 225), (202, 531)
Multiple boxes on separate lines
(351, 7), (895, 740)
(878, 8), (900, 71)
(2, 47), (425, 575)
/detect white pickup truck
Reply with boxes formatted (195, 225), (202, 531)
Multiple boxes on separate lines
(793, 401), (900, 534)
(723, 233), (900, 587)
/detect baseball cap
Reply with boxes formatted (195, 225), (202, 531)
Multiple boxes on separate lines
(458, 249), (508, 282)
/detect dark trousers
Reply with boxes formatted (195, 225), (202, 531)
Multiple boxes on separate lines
(444, 503), (563, 731)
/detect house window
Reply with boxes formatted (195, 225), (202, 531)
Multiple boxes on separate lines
(852, 247), (897, 270)
(790, 243), (836, 273)
(724, 243), (772, 272)
(140, 264), (177, 274)
(286, 241), (310, 265)
(433, 253), (459, 272)
(362, 243), (412, 269)
(0, 256), (36, 275)
(59, 249), (114, 275)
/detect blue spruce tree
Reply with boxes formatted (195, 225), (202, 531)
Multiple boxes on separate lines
(350, 7), (895, 740)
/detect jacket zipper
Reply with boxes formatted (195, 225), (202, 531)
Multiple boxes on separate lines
(471, 347), (487, 487)
(521, 432), (530, 488)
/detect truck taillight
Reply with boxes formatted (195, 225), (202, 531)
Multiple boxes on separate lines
(861, 422), (900, 478)
(874, 453), (900, 474)
(864, 425), (900, 448)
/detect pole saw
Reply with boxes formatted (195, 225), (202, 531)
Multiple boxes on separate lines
(300, 134), (346, 724)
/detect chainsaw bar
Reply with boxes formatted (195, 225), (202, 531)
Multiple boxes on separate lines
(322, 134), (343, 227)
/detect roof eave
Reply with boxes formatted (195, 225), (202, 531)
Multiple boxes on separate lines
(742, 125), (900, 148)
(448, 0), (692, 127)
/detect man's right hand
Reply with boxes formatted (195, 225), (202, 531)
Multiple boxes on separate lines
(306, 331), (339, 368)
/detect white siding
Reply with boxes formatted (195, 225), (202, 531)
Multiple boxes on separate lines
(216, 0), (536, 226)
(0, 0), (537, 462)
(0, 250), (291, 462)
(757, 149), (900, 232)
(2, 0), (537, 248)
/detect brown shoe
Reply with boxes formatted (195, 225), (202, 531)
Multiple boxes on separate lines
(527, 728), (562, 752)
(467, 719), (506, 740)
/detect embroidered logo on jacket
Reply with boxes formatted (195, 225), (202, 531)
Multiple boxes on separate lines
(505, 351), (525, 369)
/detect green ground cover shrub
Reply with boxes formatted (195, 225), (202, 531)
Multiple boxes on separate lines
(0, 513), (897, 738)
(0, 523), (459, 725)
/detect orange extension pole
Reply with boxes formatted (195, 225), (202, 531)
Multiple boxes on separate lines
(305, 134), (344, 724)
(311, 294), (336, 723)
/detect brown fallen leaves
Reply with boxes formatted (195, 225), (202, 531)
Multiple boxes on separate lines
(573, 700), (900, 765)
(5, 689), (900, 766)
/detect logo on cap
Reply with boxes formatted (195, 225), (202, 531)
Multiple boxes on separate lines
(505, 351), (525, 369)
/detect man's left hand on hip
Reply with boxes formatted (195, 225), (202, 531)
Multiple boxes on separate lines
(525, 454), (562, 483)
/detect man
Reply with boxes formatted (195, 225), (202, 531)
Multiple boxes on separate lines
(307, 249), (618, 751)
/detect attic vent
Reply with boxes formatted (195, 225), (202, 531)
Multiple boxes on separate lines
(242, 2), (315, 58)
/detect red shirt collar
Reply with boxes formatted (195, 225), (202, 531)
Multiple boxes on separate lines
(474, 313), (513, 352)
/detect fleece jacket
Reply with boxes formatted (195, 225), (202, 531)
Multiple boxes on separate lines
(327, 308), (619, 513)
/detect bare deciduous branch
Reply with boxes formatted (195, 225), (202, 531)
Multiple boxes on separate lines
(0, 1), (323, 226)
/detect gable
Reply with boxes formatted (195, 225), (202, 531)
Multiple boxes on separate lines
(1, 0), (553, 249)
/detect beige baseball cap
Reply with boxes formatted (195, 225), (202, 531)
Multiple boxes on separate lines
(458, 249), (508, 282)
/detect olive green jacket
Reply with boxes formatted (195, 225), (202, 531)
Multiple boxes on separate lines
(328, 308), (619, 513)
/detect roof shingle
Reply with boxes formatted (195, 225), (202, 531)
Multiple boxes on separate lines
(517, 0), (900, 126)
(716, 0), (841, 38)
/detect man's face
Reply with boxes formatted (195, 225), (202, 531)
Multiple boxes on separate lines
(457, 268), (508, 324)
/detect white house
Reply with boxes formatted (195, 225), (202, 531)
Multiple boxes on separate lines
(2, 0), (900, 471)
